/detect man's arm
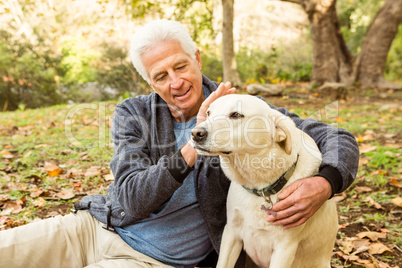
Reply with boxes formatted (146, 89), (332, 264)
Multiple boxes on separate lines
(266, 104), (359, 228)
(109, 101), (191, 220)
(110, 83), (235, 220)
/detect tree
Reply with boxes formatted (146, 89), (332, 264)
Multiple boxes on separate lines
(222, 0), (242, 87)
(281, 0), (402, 89)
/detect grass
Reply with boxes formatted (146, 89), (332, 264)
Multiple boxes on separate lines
(1, 87), (401, 266)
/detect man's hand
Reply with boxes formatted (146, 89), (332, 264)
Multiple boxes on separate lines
(182, 82), (235, 167)
(196, 82), (236, 125)
(266, 176), (332, 229)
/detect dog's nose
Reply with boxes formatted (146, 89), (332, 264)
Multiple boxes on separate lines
(191, 127), (208, 143)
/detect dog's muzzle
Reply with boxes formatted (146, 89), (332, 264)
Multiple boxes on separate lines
(191, 126), (208, 143)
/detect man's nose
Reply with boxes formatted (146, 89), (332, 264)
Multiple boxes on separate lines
(170, 74), (183, 89)
(191, 127), (208, 143)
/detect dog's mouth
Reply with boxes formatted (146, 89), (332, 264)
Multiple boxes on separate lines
(194, 146), (232, 155)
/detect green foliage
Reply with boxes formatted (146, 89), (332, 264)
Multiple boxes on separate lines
(200, 53), (223, 83)
(337, 0), (385, 54)
(337, 0), (402, 81)
(124, 0), (216, 45)
(95, 43), (149, 97)
(0, 30), (62, 111)
(364, 147), (400, 174)
(60, 37), (100, 85)
(235, 46), (312, 84)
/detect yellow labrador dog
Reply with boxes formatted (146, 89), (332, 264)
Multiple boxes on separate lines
(191, 94), (338, 268)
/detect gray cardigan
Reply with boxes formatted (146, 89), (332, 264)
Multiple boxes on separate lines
(74, 75), (359, 264)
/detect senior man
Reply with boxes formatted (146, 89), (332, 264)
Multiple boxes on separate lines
(0, 19), (359, 268)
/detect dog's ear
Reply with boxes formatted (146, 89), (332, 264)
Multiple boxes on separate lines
(274, 116), (292, 155)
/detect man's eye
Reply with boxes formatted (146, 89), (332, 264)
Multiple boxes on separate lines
(177, 65), (186, 70)
(156, 75), (166, 82)
(229, 112), (244, 119)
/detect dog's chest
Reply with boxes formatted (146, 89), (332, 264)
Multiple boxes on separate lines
(226, 183), (292, 266)
(236, 216), (284, 267)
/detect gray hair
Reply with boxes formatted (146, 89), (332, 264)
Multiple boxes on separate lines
(130, 19), (197, 83)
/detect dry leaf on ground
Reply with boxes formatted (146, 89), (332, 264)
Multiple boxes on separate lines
(1, 200), (23, 215)
(389, 178), (402, 188)
(44, 164), (61, 177)
(391, 197), (402, 207)
(368, 243), (392, 255)
(355, 186), (373, 193)
(357, 231), (387, 242)
(32, 197), (47, 208)
(363, 196), (385, 210)
(56, 191), (75, 200)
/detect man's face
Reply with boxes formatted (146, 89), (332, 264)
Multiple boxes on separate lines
(142, 40), (204, 122)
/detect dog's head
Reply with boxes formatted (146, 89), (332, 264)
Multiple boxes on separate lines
(191, 94), (293, 157)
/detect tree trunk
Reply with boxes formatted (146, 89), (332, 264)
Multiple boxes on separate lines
(222, 0), (242, 87)
(282, 0), (402, 89)
(356, 0), (402, 89)
(301, 0), (353, 85)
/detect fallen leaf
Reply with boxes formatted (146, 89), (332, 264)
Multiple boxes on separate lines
(84, 167), (101, 178)
(338, 223), (350, 229)
(45, 164), (61, 177)
(0, 216), (11, 228)
(66, 168), (84, 178)
(78, 152), (91, 161)
(45, 211), (60, 218)
(32, 197), (46, 208)
(355, 186), (373, 193)
(389, 178), (402, 188)
(29, 188), (44, 198)
(103, 173), (114, 181)
(351, 238), (370, 249)
(339, 239), (354, 254)
(363, 196), (385, 210)
(357, 231), (387, 242)
(34, 144), (48, 148)
(336, 116), (344, 123)
(372, 170), (389, 176)
(391, 197), (402, 207)
(0, 149), (14, 159)
(56, 190), (75, 200)
(378, 228), (391, 233)
(335, 251), (360, 261)
(356, 135), (364, 143)
(359, 156), (369, 166)
(23, 150), (32, 158)
(0, 200), (23, 215)
(0, 194), (10, 202)
(360, 144), (377, 154)
(351, 245), (369, 255)
(60, 149), (73, 155)
(368, 243), (392, 255)
(73, 181), (83, 187)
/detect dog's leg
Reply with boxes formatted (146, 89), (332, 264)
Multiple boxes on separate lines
(216, 225), (243, 268)
(269, 241), (298, 268)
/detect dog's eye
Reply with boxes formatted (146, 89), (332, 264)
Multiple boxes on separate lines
(229, 112), (244, 119)
(206, 110), (210, 117)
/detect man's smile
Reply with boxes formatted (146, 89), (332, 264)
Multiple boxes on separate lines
(174, 87), (191, 100)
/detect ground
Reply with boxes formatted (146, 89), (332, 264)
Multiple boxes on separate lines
(0, 84), (401, 267)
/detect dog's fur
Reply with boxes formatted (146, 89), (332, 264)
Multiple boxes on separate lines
(191, 95), (338, 268)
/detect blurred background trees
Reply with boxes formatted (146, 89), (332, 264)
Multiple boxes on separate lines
(0, 0), (401, 111)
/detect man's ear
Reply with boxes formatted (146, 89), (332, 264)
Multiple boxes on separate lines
(195, 49), (202, 70)
(274, 116), (292, 155)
